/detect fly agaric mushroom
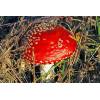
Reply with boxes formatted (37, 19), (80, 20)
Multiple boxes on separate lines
(22, 25), (77, 76)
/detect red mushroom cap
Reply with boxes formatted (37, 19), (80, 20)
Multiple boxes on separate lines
(22, 25), (77, 64)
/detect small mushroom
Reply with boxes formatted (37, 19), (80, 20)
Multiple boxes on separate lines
(22, 25), (77, 78)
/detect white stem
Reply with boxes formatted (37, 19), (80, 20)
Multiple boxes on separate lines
(41, 64), (54, 79)
(43, 64), (54, 73)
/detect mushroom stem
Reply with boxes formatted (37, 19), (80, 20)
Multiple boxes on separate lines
(42, 64), (54, 73)
(41, 64), (54, 79)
